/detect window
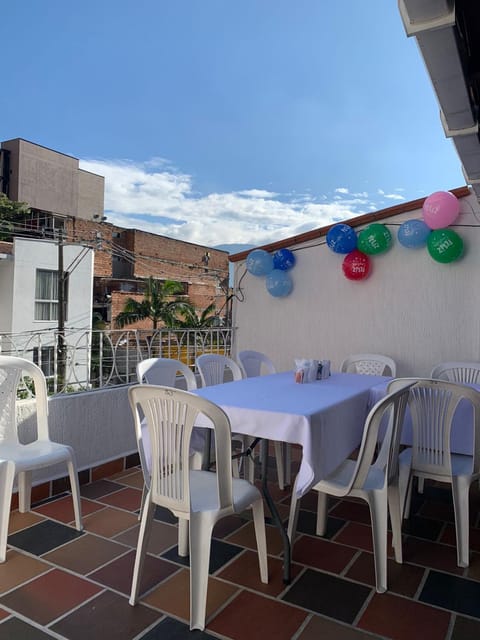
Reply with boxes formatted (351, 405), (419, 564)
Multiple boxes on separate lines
(33, 346), (55, 378)
(35, 269), (68, 321)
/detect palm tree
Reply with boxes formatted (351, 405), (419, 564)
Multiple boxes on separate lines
(115, 278), (190, 329)
(175, 302), (218, 328)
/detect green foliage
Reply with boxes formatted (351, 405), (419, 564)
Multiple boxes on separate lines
(175, 302), (218, 328)
(115, 277), (192, 330)
(0, 193), (30, 240)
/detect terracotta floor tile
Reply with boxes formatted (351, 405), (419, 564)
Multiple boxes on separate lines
(0, 617), (55, 638)
(82, 506), (139, 537)
(346, 551), (426, 597)
(330, 499), (372, 525)
(33, 495), (104, 523)
(0, 550), (50, 594)
(114, 519), (179, 555)
(358, 592), (451, 640)
(0, 568), (102, 625)
(0, 609), (8, 621)
(43, 533), (129, 574)
(334, 521), (395, 555)
(96, 487), (143, 511)
(51, 588), (161, 640)
(143, 567), (238, 625)
(80, 479), (125, 499)
(89, 549), (179, 595)
(403, 537), (464, 573)
(115, 470), (145, 489)
(217, 549), (303, 596)
(208, 589), (308, 640)
(7, 510), (45, 534)
(298, 614), (380, 640)
(292, 534), (358, 573)
(226, 521), (285, 556)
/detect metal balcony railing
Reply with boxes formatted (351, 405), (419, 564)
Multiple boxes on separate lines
(0, 327), (234, 394)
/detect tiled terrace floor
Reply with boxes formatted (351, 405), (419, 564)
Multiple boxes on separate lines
(2, 459), (480, 640)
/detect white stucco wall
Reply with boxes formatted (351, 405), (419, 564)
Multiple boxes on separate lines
(0, 256), (14, 332)
(231, 191), (480, 378)
(11, 237), (93, 334)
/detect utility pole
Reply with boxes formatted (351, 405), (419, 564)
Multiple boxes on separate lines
(57, 228), (66, 389)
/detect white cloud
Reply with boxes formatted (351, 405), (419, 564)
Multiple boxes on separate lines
(79, 158), (388, 247)
(383, 193), (406, 201)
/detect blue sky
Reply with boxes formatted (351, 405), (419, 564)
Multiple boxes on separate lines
(2, 1), (466, 251)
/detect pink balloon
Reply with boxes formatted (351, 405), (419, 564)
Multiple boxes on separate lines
(422, 191), (460, 229)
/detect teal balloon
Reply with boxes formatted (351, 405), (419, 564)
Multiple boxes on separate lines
(266, 269), (293, 297)
(357, 223), (392, 255)
(427, 228), (463, 263)
(246, 249), (273, 276)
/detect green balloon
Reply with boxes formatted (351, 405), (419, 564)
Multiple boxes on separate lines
(357, 223), (392, 255)
(427, 228), (463, 263)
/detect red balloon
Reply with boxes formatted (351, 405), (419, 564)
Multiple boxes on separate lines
(342, 250), (371, 281)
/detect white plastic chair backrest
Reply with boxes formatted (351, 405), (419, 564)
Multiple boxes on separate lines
(136, 357), (197, 390)
(388, 377), (480, 478)
(0, 356), (49, 444)
(341, 354), (396, 377)
(237, 350), (276, 378)
(347, 381), (413, 493)
(430, 362), (480, 385)
(128, 385), (233, 515)
(196, 354), (243, 387)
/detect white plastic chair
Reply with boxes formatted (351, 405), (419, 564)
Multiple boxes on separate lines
(128, 384), (268, 631)
(430, 362), (480, 385)
(136, 358), (199, 553)
(196, 353), (252, 479)
(196, 353), (243, 387)
(341, 353), (397, 377)
(237, 350), (291, 490)
(311, 381), (413, 592)
(0, 356), (83, 562)
(137, 357), (197, 391)
(389, 377), (480, 568)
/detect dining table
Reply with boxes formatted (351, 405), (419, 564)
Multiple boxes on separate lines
(194, 370), (390, 582)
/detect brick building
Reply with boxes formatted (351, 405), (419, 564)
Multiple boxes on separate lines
(1, 138), (230, 330)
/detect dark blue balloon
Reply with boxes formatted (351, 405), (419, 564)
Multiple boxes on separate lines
(266, 269), (293, 297)
(246, 249), (274, 276)
(398, 219), (431, 248)
(273, 248), (296, 271)
(326, 224), (357, 254)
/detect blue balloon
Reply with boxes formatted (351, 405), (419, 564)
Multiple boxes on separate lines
(246, 249), (274, 276)
(273, 248), (296, 271)
(326, 224), (357, 254)
(398, 219), (431, 248)
(265, 269), (293, 297)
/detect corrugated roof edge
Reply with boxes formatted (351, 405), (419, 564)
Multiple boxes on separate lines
(229, 185), (471, 262)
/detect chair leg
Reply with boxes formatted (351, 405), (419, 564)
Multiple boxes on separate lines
(274, 441), (285, 490)
(18, 470), (32, 513)
(287, 479), (300, 545)
(178, 519), (189, 557)
(284, 444), (292, 486)
(316, 492), (328, 536)
(452, 476), (471, 568)
(251, 498), (268, 583)
(189, 512), (215, 631)
(67, 457), (83, 531)
(417, 477), (425, 494)
(129, 495), (156, 606)
(368, 491), (388, 593)
(0, 461), (15, 563)
(387, 484), (403, 563)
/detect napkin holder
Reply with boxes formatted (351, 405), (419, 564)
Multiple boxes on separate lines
(295, 358), (330, 383)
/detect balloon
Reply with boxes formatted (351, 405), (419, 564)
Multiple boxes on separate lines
(357, 223), (392, 255)
(342, 250), (371, 281)
(422, 191), (460, 229)
(326, 223), (357, 254)
(246, 249), (273, 276)
(265, 269), (293, 297)
(273, 248), (296, 270)
(427, 228), (464, 263)
(397, 219), (431, 248)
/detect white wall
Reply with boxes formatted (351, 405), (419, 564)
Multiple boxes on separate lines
(0, 256), (14, 332)
(11, 237), (93, 334)
(232, 192), (480, 377)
